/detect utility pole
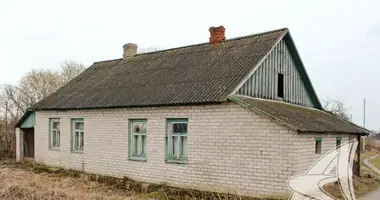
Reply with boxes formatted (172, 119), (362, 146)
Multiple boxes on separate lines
(363, 99), (366, 151)
(363, 99), (366, 128)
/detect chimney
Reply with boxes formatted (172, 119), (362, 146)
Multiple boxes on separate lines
(209, 26), (226, 44)
(123, 43), (137, 59)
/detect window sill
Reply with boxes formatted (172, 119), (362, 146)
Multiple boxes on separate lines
(128, 157), (147, 162)
(48, 148), (60, 151)
(71, 151), (84, 154)
(165, 160), (188, 164)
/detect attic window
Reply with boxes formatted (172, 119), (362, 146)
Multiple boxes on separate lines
(277, 73), (284, 98)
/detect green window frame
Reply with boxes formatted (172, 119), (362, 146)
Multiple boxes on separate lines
(166, 119), (188, 163)
(336, 137), (342, 147)
(71, 119), (84, 152)
(49, 118), (60, 149)
(129, 119), (147, 161)
(315, 138), (323, 154)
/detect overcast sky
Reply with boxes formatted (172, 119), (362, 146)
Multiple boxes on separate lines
(0, 0), (379, 130)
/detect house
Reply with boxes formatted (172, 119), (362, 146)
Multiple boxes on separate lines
(15, 26), (369, 197)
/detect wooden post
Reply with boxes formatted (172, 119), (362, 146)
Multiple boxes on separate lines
(354, 135), (361, 176)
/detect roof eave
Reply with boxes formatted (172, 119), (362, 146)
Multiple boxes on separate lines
(227, 95), (301, 132)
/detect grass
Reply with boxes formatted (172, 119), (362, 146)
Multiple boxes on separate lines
(323, 169), (380, 199)
(0, 159), (286, 200)
(362, 151), (378, 160)
(369, 153), (380, 170)
(2, 151), (380, 200)
(322, 151), (380, 199)
(0, 160), (137, 200)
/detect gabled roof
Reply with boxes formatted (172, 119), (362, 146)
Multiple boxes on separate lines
(229, 95), (369, 135)
(31, 28), (289, 110)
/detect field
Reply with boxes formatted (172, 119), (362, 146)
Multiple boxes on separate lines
(1, 160), (287, 200)
(0, 160), (137, 200)
(369, 153), (380, 170)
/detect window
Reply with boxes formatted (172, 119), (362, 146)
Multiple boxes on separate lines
(49, 119), (60, 148)
(166, 119), (188, 163)
(277, 73), (284, 98)
(129, 119), (147, 160)
(336, 137), (342, 147)
(72, 119), (84, 152)
(315, 138), (323, 154)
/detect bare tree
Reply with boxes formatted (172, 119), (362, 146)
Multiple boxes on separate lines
(0, 59), (86, 158)
(322, 98), (351, 121)
(58, 59), (86, 85)
(138, 47), (163, 54)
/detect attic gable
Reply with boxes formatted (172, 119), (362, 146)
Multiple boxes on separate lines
(235, 33), (322, 109)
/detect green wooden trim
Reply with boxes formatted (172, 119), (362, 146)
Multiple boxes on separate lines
(167, 118), (188, 123)
(129, 119), (147, 160)
(49, 118), (60, 149)
(71, 118), (84, 152)
(20, 112), (35, 128)
(166, 118), (188, 163)
(315, 138), (323, 142)
(165, 160), (188, 164)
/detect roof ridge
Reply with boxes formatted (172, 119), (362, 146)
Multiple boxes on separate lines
(135, 27), (288, 56)
(93, 27), (288, 64)
(94, 58), (122, 64)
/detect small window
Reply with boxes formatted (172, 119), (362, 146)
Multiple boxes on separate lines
(72, 119), (84, 152)
(49, 119), (60, 149)
(336, 137), (342, 147)
(166, 119), (188, 163)
(277, 73), (284, 98)
(129, 119), (147, 160)
(315, 138), (323, 154)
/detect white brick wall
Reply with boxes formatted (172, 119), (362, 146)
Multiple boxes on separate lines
(293, 133), (352, 174)
(15, 128), (23, 162)
(33, 102), (356, 197)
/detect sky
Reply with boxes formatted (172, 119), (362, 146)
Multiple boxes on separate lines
(0, 0), (379, 130)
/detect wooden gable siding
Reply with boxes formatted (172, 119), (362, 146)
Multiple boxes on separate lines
(20, 112), (35, 129)
(237, 39), (315, 108)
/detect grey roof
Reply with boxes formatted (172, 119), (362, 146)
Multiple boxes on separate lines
(230, 95), (369, 135)
(31, 28), (288, 110)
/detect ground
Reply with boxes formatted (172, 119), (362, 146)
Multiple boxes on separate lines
(0, 160), (137, 200)
(369, 154), (380, 170)
(1, 153), (380, 200)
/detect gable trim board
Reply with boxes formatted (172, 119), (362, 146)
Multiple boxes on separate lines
(230, 31), (322, 109)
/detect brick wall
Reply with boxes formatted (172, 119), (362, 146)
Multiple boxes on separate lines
(33, 102), (354, 197)
(293, 133), (352, 175)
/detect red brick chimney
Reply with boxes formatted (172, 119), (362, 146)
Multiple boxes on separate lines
(209, 26), (226, 44)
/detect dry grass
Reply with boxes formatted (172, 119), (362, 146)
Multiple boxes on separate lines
(0, 160), (137, 200)
(0, 159), (287, 200)
(323, 166), (380, 199)
(362, 151), (379, 160)
(369, 154), (380, 170)
(322, 151), (380, 199)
